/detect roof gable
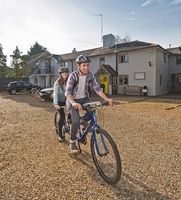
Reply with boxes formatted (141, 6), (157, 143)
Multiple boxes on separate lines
(95, 64), (117, 76)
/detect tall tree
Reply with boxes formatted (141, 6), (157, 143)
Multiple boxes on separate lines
(10, 46), (23, 78)
(27, 42), (47, 56)
(0, 43), (7, 77)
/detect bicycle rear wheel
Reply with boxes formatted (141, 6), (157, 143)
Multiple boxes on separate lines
(90, 128), (122, 184)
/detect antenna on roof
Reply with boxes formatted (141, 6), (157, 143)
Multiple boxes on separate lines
(93, 14), (103, 43)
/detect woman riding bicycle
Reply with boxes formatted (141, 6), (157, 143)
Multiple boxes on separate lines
(53, 66), (69, 142)
(65, 54), (113, 154)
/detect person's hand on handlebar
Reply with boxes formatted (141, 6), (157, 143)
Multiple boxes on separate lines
(71, 102), (82, 110)
(104, 98), (113, 106)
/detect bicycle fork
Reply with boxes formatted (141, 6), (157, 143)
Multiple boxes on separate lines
(93, 127), (109, 156)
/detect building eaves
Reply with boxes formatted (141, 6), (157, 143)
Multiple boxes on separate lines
(166, 47), (181, 55)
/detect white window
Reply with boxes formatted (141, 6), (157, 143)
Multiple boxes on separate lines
(119, 75), (128, 85)
(176, 56), (181, 65)
(100, 57), (105, 66)
(118, 54), (129, 63)
(164, 53), (168, 63)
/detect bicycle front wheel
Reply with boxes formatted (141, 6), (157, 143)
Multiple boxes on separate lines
(91, 128), (122, 184)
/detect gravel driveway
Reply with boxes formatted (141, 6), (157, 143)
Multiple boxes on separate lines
(0, 92), (181, 200)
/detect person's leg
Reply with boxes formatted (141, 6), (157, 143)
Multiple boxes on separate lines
(69, 107), (80, 153)
(58, 108), (65, 141)
(69, 98), (90, 154)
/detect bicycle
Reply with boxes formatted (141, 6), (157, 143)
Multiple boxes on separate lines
(31, 87), (41, 98)
(54, 101), (122, 185)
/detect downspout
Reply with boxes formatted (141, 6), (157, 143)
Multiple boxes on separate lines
(115, 51), (118, 94)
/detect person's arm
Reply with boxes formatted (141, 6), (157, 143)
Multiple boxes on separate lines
(66, 94), (82, 110)
(97, 90), (113, 106)
(54, 84), (61, 109)
(65, 73), (82, 110)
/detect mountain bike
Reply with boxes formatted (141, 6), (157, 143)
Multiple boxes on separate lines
(54, 101), (122, 185)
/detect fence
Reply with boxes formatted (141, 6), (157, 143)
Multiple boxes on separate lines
(0, 78), (29, 91)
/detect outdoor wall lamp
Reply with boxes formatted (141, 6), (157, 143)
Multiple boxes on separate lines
(148, 61), (152, 67)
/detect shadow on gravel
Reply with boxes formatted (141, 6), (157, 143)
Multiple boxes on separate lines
(68, 148), (170, 200)
(111, 173), (170, 200)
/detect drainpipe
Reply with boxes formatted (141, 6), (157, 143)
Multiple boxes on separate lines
(115, 51), (118, 93)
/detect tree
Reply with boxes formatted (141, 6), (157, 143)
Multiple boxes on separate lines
(10, 46), (22, 77)
(115, 34), (131, 44)
(27, 42), (47, 56)
(0, 43), (7, 77)
(10, 46), (30, 78)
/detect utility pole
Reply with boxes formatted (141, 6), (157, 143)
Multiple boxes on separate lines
(93, 14), (103, 43)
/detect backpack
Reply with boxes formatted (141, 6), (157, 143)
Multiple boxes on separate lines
(72, 71), (93, 97)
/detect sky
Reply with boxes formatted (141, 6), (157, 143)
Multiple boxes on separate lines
(1, 0), (181, 65)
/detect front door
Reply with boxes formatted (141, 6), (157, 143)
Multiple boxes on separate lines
(100, 75), (109, 94)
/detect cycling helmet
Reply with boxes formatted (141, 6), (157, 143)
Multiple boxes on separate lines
(76, 54), (91, 64)
(58, 67), (69, 73)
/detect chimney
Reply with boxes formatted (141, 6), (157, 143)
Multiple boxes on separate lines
(103, 34), (115, 48)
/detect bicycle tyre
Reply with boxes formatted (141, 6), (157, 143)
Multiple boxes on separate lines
(31, 88), (38, 97)
(90, 128), (122, 184)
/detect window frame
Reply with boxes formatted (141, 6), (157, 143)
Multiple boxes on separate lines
(118, 54), (129, 63)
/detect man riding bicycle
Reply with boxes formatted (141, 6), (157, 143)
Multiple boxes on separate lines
(65, 54), (113, 154)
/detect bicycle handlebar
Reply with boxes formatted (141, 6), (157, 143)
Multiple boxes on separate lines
(82, 101), (109, 110)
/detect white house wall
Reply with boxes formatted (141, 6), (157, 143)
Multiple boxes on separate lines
(117, 48), (156, 96)
(155, 48), (169, 95)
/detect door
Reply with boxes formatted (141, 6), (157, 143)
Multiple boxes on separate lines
(99, 75), (109, 94)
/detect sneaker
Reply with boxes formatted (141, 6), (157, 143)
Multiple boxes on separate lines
(58, 135), (65, 142)
(70, 142), (80, 154)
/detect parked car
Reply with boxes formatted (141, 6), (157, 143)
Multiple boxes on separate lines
(39, 87), (53, 101)
(6, 81), (42, 95)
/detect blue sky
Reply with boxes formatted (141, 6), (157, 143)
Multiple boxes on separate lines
(1, 0), (181, 65)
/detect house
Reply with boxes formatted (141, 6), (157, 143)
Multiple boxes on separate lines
(166, 47), (181, 92)
(28, 52), (60, 87)
(28, 34), (181, 96)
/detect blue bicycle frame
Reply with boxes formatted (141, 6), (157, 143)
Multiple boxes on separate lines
(63, 105), (108, 156)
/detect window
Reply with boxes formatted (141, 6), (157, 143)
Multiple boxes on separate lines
(119, 75), (128, 85)
(160, 74), (162, 86)
(118, 54), (128, 63)
(134, 72), (145, 80)
(176, 56), (181, 65)
(100, 57), (105, 66)
(61, 62), (65, 67)
(164, 53), (168, 63)
(45, 60), (51, 72)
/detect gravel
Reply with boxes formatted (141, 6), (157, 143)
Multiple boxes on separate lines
(0, 92), (181, 200)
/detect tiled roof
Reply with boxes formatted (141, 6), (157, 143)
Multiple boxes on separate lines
(59, 48), (100, 61)
(112, 40), (158, 49)
(27, 51), (51, 67)
(58, 41), (159, 61)
(95, 64), (117, 76)
(166, 47), (181, 55)
(102, 64), (117, 75)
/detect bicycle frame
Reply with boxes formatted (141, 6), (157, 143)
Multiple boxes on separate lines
(63, 105), (108, 156)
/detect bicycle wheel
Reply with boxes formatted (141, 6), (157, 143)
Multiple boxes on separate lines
(21, 88), (28, 95)
(90, 128), (122, 184)
(31, 88), (38, 97)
